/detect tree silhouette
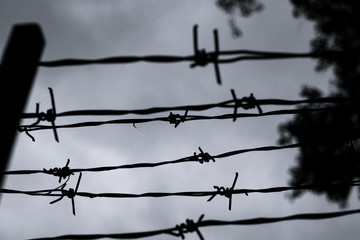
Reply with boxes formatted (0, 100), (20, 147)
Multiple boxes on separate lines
(215, 0), (264, 37)
(217, 0), (360, 207)
(279, 1), (360, 208)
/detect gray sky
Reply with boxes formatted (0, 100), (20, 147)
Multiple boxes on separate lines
(1, 1), (359, 239)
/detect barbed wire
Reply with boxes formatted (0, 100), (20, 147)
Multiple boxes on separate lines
(19, 105), (360, 134)
(27, 208), (360, 239)
(18, 87), (359, 142)
(3, 143), (302, 176)
(36, 25), (342, 86)
(20, 94), (356, 119)
(2, 178), (360, 213)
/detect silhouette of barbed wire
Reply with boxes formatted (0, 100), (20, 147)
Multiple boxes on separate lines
(19, 104), (360, 135)
(18, 88), (358, 142)
(25, 208), (360, 240)
(6, 130), (359, 178)
(20, 94), (357, 119)
(38, 49), (340, 67)
(34, 24), (344, 86)
(2, 180), (360, 205)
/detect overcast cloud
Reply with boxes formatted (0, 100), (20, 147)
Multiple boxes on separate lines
(1, 1), (359, 240)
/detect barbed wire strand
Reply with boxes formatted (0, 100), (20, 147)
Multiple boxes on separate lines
(19, 95), (357, 119)
(2, 180), (359, 201)
(38, 49), (339, 67)
(3, 143), (302, 176)
(20, 104), (360, 133)
(27, 208), (360, 240)
(6, 130), (359, 177)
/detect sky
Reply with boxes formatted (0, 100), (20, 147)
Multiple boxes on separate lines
(1, 0), (360, 239)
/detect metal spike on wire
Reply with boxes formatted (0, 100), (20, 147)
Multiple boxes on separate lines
(169, 214), (205, 240)
(18, 87), (59, 142)
(207, 172), (239, 210)
(49, 172), (82, 215)
(190, 25), (221, 85)
(43, 159), (74, 183)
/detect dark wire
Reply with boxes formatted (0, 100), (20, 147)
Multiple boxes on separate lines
(3, 143), (302, 176)
(1, 180), (359, 200)
(20, 105), (360, 133)
(37, 50), (338, 67)
(27, 208), (360, 240)
(20, 96), (356, 119)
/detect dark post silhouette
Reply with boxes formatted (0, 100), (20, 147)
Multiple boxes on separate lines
(0, 23), (45, 188)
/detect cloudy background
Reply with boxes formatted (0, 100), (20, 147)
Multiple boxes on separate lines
(1, 0), (359, 239)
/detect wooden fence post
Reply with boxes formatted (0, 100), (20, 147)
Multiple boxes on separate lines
(0, 23), (45, 188)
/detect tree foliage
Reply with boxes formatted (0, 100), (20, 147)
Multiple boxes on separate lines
(215, 0), (264, 37)
(216, 0), (360, 207)
(279, 1), (360, 207)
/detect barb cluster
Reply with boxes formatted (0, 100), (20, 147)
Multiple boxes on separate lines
(190, 25), (221, 85)
(192, 147), (216, 164)
(49, 172), (82, 216)
(18, 87), (59, 142)
(43, 159), (74, 183)
(168, 109), (188, 128)
(207, 172), (239, 210)
(231, 89), (262, 121)
(171, 214), (205, 240)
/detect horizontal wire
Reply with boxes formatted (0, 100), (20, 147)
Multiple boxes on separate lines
(2, 181), (359, 200)
(3, 143), (302, 176)
(20, 105), (360, 132)
(27, 208), (360, 240)
(38, 50), (337, 67)
(20, 96), (356, 119)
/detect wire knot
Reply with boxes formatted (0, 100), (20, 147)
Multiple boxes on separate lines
(19, 88), (59, 142)
(241, 93), (262, 113)
(231, 89), (262, 121)
(168, 109), (188, 128)
(43, 159), (74, 183)
(191, 49), (212, 68)
(192, 147), (216, 164)
(172, 215), (205, 240)
(49, 172), (82, 216)
(190, 25), (222, 85)
(207, 172), (238, 210)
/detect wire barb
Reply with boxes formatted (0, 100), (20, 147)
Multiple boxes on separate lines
(231, 89), (263, 121)
(21, 88), (59, 142)
(241, 93), (263, 114)
(49, 172), (82, 215)
(43, 159), (74, 183)
(18, 126), (35, 142)
(190, 25), (222, 85)
(168, 109), (188, 128)
(170, 214), (205, 240)
(192, 147), (216, 164)
(207, 172), (239, 210)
